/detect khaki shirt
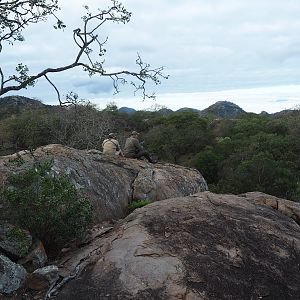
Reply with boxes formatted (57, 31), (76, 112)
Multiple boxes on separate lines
(102, 138), (121, 155)
(123, 137), (143, 157)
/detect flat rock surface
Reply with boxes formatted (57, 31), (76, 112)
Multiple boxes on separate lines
(54, 191), (300, 300)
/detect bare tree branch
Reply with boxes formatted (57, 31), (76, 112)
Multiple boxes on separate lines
(44, 74), (61, 105)
(0, 0), (62, 46)
(0, 0), (168, 104)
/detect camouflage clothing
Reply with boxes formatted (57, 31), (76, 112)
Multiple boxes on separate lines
(123, 137), (143, 157)
(102, 138), (121, 155)
(124, 136), (156, 163)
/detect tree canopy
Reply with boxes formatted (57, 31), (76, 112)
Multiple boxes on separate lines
(1, 96), (299, 202)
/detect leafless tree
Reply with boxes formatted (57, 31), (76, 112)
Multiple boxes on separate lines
(51, 102), (115, 150)
(0, 0), (168, 105)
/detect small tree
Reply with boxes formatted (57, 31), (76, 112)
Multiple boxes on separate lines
(0, 0), (167, 105)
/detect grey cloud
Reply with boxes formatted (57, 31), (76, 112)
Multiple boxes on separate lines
(272, 99), (290, 103)
(73, 79), (114, 95)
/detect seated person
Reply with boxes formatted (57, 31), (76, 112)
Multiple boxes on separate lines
(123, 131), (156, 163)
(102, 133), (124, 156)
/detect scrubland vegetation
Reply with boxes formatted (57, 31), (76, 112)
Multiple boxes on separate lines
(1, 99), (299, 202)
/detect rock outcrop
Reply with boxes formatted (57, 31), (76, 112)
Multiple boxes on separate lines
(0, 255), (27, 294)
(18, 240), (48, 273)
(0, 144), (208, 222)
(25, 265), (59, 291)
(50, 191), (300, 300)
(0, 223), (32, 260)
(198, 101), (246, 118)
(240, 191), (300, 224)
(1, 145), (300, 299)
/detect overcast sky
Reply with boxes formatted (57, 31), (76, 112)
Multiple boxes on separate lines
(2, 0), (300, 113)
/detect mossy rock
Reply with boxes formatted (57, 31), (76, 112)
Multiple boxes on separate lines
(0, 223), (32, 259)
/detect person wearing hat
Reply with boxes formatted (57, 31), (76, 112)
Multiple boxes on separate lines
(102, 133), (124, 156)
(123, 131), (156, 163)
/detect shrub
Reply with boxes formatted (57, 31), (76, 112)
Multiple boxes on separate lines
(5, 226), (32, 257)
(2, 159), (92, 247)
(128, 199), (152, 213)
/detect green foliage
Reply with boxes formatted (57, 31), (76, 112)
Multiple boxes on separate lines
(195, 148), (223, 184)
(1, 99), (300, 203)
(126, 110), (158, 132)
(0, 109), (53, 151)
(232, 116), (269, 137)
(5, 226), (31, 257)
(199, 113), (300, 201)
(128, 199), (152, 213)
(103, 102), (119, 114)
(2, 160), (93, 247)
(233, 153), (297, 196)
(15, 63), (35, 87)
(0, 102), (120, 152)
(145, 112), (212, 163)
(8, 153), (25, 166)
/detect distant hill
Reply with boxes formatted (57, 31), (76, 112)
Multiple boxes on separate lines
(0, 96), (295, 120)
(176, 107), (201, 114)
(118, 107), (136, 115)
(118, 101), (247, 119)
(198, 101), (246, 118)
(0, 95), (46, 120)
(270, 109), (295, 118)
(258, 109), (297, 118)
(157, 108), (173, 116)
(118, 107), (174, 116)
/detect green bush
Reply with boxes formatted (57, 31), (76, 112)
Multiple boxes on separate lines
(5, 226), (32, 257)
(128, 199), (152, 213)
(195, 148), (223, 184)
(2, 159), (93, 247)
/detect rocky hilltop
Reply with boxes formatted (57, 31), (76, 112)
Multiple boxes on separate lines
(0, 96), (45, 120)
(198, 100), (246, 118)
(54, 192), (300, 300)
(0, 145), (300, 299)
